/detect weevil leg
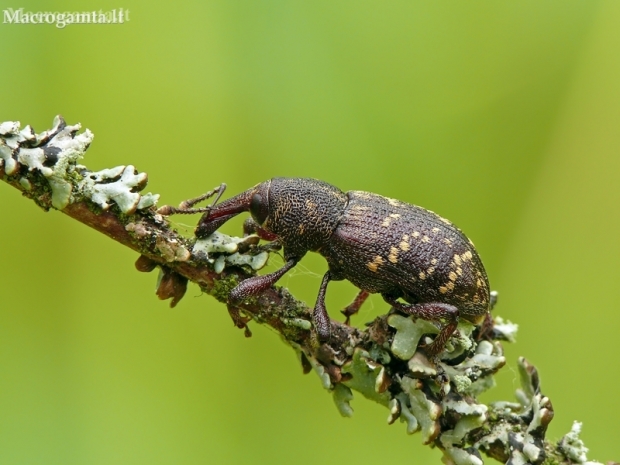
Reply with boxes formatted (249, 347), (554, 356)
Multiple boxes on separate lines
(313, 271), (334, 341)
(240, 218), (282, 253)
(157, 183), (227, 216)
(229, 258), (298, 303)
(341, 290), (370, 325)
(243, 217), (279, 241)
(382, 295), (459, 356)
(476, 312), (494, 342)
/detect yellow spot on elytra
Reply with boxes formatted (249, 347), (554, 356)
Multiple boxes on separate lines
(446, 281), (455, 290)
(462, 250), (473, 261)
(476, 278), (483, 287)
(402, 234), (409, 241)
(439, 286), (448, 294)
(399, 241), (410, 252)
(366, 255), (385, 272)
(422, 235), (430, 243)
(412, 231), (420, 238)
(454, 254), (462, 266)
(388, 198), (399, 206)
(473, 295), (480, 303)
(388, 247), (399, 264)
(427, 266), (435, 275)
(419, 272), (426, 280)
(431, 258), (438, 265)
(456, 267), (463, 276)
(431, 227), (440, 233)
(443, 238), (453, 247)
(381, 217), (391, 227)
(390, 213), (401, 219)
(449, 271), (457, 281)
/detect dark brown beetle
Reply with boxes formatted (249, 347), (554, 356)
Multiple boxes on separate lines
(164, 177), (491, 355)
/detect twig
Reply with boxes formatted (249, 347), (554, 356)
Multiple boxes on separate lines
(1, 116), (612, 465)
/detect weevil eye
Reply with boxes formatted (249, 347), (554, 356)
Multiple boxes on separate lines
(250, 193), (269, 225)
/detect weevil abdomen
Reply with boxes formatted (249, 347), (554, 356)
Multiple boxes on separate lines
(321, 191), (490, 323)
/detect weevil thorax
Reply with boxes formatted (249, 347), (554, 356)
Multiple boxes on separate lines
(259, 178), (348, 257)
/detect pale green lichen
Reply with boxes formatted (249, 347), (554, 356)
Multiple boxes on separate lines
(442, 414), (487, 446)
(19, 177), (32, 191)
(281, 318), (312, 330)
(341, 348), (391, 408)
(0, 142), (17, 174)
(438, 341), (505, 398)
(194, 231), (250, 254)
(193, 231), (269, 273)
(368, 344), (391, 365)
(0, 120), (23, 175)
(438, 401), (488, 464)
(407, 351), (437, 378)
(80, 165), (159, 214)
(342, 348), (391, 406)
(557, 422), (603, 465)
(493, 316), (518, 342)
(155, 236), (191, 263)
(17, 121), (92, 209)
(322, 308), (520, 461)
(332, 383), (354, 418)
(400, 376), (442, 444)
(387, 314), (438, 360)
(441, 446), (483, 465)
(388, 313), (477, 363)
(137, 192), (159, 210)
(395, 393), (419, 434)
(1, 116), (160, 212)
(0, 121), (21, 136)
(308, 353), (332, 390)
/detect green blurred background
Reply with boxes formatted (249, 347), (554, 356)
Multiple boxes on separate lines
(1, 1), (619, 463)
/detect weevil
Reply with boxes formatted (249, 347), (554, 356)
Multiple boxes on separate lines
(162, 177), (491, 356)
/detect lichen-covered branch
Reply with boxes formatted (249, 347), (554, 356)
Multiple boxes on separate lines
(0, 117), (612, 465)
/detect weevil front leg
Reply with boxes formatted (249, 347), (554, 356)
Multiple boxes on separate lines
(229, 258), (298, 303)
(382, 295), (459, 357)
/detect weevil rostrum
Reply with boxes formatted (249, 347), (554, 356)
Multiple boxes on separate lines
(163, 177), (491, 356)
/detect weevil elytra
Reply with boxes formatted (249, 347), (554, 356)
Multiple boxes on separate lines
(161, 177), (491, 356)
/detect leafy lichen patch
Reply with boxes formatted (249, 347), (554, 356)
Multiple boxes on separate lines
(193, 231), (269, 273)
(341, 348), (391, 407)
(1, 116), (159, 212)
(80, 165), (159, 214)
(388, 314), (438, 360)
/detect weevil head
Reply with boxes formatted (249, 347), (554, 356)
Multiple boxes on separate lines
(247, 180), (272, 228)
